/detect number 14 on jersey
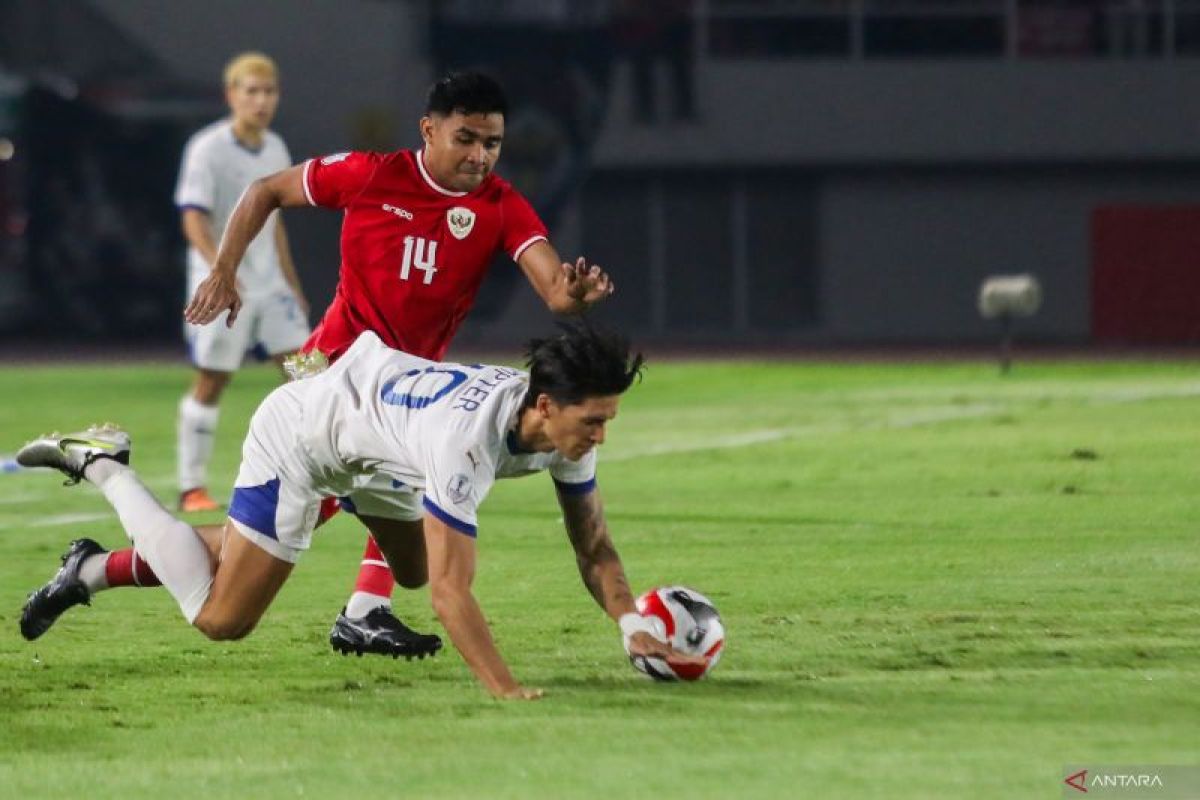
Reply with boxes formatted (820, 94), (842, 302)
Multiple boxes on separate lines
(400, 235), (438, 285)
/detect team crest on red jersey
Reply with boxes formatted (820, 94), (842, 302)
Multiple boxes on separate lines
(447, 207), (476, 240)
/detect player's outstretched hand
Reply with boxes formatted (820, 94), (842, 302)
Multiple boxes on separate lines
(562, 256), (615, 308)
(626, 631), (707, 670)
(496, 685), (545, 701)
(185, 271), (243, 327)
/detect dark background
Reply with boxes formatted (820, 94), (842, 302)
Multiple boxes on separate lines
(2, 0), (1199, 353)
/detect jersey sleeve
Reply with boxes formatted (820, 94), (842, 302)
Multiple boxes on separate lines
(500, 185), (549, 262)
(174, 138), (215, 212)
(421, 436), (497, 538)
(549, 449), (597, 496)
(302, 151), (378, 209)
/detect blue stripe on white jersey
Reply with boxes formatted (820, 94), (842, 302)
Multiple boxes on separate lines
(422, 496), (477, 537)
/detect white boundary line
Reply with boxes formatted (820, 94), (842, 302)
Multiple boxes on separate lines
(605, 382), (1200, 463)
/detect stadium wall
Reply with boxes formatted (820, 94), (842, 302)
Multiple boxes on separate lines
(564, 61), (1200, 345)
(60, 7), (1200, 345)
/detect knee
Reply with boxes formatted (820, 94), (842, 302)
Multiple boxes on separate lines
(393, 566), (428, 591)
(194, 612), (255, 641)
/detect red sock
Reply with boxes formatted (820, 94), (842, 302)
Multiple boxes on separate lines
(105, 548), (163, 588)
(353, 536), (394, 598)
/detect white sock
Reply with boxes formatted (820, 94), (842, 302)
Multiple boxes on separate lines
(84, 457), (125, 488)
(97, 467), (213, 623)
(346, 591), (391, 619)
(77, 553), (110, 594)
(178, 395), (219, 493)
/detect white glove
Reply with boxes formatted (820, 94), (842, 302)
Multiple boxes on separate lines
(619, 612), (667, 655)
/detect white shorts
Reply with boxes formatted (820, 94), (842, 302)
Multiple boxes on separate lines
(228, 383), (424, 562)
(185, 290), (310, 372)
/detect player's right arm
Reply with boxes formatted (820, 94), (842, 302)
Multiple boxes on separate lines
(423, 513), (543, 700)
(557, 487), (706, 669)
(175, 134), (220, 275)
(183, 165), (310, 327)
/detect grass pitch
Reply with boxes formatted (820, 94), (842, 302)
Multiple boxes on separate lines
(0, 355), (1197, 799)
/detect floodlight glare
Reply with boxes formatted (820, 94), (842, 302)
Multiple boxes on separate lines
(978, 274), (1042, 319)
(978, 274), (1042, 373)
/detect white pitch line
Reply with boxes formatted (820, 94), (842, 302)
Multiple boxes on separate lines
(605, 426), (826, 462)
(0, 493), (50, 506)
(605, 403), (1000, 463)
(884, 403), (1002, 428)
(25, 512), (112, 528)
(846, 380), (1200, 406)
(605, 380), (1199, 463)
(1084, 383), (1200, 404)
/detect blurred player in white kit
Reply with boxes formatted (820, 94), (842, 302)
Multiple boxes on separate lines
(174, 51), (310, 513)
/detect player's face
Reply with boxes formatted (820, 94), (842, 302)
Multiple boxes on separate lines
(227, 74), (279, 133)
(421, 112), (504, 192)
(542, 395), (620, 461)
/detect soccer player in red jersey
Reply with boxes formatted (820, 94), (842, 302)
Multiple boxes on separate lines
(20, 73), (613, 658)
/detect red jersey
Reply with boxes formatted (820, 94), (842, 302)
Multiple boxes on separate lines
(300, 148), (547, 361)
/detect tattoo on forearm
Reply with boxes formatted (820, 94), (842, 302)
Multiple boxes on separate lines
(561, 491), (634, 611)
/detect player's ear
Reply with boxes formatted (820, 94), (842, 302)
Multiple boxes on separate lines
(535, 393), (554, 418)
(419, 115), (435, 144)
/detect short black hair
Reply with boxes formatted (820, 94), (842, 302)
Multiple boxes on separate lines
(523, 321), (645, 408)
(426, 71), (508, 118)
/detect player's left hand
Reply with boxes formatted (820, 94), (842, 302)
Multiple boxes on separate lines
(185, 270), (243, 327)
(621, 613), (706, 669)
(562, 257), (615, 307)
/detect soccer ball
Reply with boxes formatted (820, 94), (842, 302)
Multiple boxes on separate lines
(630, 586), (725, 681)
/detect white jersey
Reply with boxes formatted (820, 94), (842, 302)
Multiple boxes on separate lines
(174, 119), (292, 297)
(295, 332), (596, 535)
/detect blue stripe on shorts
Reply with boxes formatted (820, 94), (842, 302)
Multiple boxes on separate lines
(229, 477), (281, 540)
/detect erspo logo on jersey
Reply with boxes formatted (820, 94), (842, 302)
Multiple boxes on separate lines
(321, 152), (350, 165)
(383, 204), (414, 221)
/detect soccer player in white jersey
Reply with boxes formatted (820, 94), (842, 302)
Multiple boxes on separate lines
(174, 52), (310, 513)
(15, 323), (702, 699)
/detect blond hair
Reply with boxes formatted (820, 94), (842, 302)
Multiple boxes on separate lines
(223, 52), (278, 88)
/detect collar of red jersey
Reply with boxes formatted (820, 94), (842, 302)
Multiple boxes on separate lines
(417, 148), (469, 198)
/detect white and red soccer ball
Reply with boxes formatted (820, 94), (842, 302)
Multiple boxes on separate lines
(630, 586), (725, 681)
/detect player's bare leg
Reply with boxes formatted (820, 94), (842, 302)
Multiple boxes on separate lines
(17, 424), (280, 633)
(192, 521), (292, 640)
(328, 517), (441, 659)
(363, 516), (428, 589)
(178, 368), (232, 512)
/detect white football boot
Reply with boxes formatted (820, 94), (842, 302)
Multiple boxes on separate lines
(16, 423), (131, 485)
